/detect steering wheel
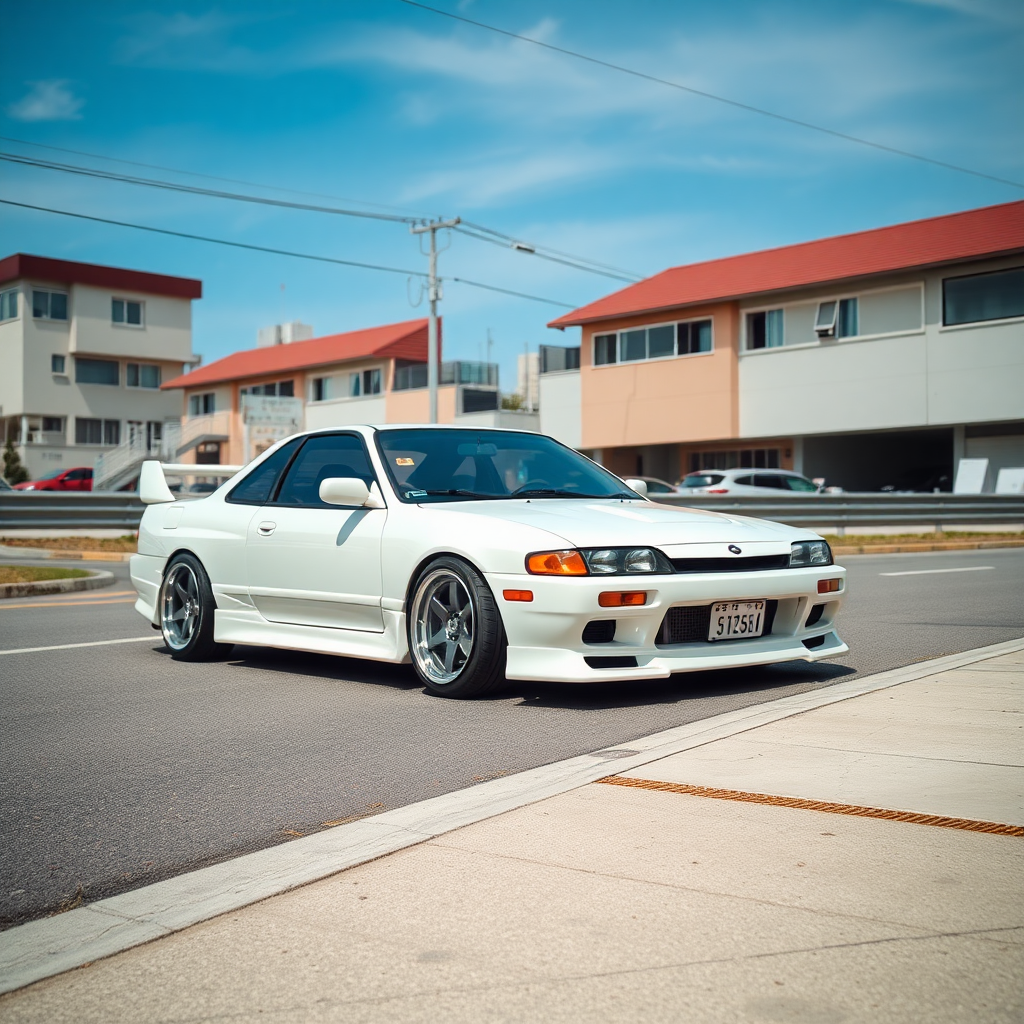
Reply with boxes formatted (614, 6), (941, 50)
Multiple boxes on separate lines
(510, 479), (553, 496)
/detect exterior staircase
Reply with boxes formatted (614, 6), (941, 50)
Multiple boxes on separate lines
(93, 423), (182, 492)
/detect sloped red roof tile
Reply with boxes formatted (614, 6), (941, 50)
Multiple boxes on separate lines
(163, 318), (432, 389)
(548, 200), (1024, 328)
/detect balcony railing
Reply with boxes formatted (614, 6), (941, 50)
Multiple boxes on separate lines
(393, 360), (499, 391)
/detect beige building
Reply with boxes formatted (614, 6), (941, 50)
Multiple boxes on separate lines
(0, 254), (199, 485)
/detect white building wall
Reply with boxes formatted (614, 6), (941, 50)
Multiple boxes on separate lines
(69, 284), (193, 361)
(739, 257), (1024, 438)
(539, 370), (582, 449)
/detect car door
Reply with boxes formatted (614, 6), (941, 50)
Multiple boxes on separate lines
(245, 432), (386, 632)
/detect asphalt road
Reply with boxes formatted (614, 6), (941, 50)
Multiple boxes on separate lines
(1, 547), (1022, 929)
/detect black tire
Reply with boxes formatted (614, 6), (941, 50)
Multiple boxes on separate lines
(159, 552), (232, 661)
(408, 556), (507, 698)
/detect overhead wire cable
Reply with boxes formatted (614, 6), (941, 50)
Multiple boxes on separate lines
(396, 0), (1024, 192)
(0, 198), (576, 307)
(0, 134), (427, 217)
(0, 152), (419, 223)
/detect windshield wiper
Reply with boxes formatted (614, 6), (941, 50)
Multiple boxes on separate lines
(411, 489), (505, 499)
(510, 488), (634, 499)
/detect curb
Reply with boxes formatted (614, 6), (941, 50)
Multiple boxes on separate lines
(0, 570), (115, 601)
(832, 539), (1024, 555)
(0, 545), (134, 563)
(1, 634), (1022, 996)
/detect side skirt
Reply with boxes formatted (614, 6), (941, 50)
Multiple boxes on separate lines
(213, 608), (410, 664)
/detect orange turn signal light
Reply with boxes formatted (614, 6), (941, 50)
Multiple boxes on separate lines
(526, 550), (588, 575)
(598, 591), (647, 607)
(817, 578), (842, 594)
(503, 589), (534, 602)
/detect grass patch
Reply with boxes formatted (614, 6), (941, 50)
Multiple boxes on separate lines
(824, 531), (1024, 547)
(0, 565), (92, 585)
(0, 535), (137, 552)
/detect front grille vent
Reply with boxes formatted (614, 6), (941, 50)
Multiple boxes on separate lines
(805, 604), (825, 627)
(669, 555), (790, 574)
(582, 619), (616, 644)
(657, 600), (779, 646)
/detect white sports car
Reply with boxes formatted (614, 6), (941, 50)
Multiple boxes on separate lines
(130, 426), (848, 698)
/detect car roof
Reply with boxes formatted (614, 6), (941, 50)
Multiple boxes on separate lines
(686, 468), (807, 478)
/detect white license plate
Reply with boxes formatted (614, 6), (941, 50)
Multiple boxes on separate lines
(709, 600), (766, 641)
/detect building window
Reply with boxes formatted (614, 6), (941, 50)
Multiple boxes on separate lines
(689, 448), (781, 472)
(837, 297), (858, 337)
(594, 319), (714, 365)
(75, 418), (121, 446)
(32, 290), (68, 321)
(678, 319), (713, 354)
(943, 267), (1024, 326)
(189, 392), (216, 416)
(51, 354), (66, 374)
(312, 377), (330, 402)
(0, 288), (18, 321)
(594, 333), (617, 365)
(42, 417), (63, 434)
(747, 309), (784, 349)
(241, 380), (294, 397)
(112, 298), (144, 327)
(814, 298), (858, 339)
(126, 363), (161, 388)
(75, 357), (119, 386)
(349, 368), (382, 397)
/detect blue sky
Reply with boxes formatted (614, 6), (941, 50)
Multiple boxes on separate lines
(1, 0), (1022, 388)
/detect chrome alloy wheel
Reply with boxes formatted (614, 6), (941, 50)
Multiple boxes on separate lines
(161, 561), (201, 652)
(411, 570), (476, 686)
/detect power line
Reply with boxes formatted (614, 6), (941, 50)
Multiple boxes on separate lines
(0, 198), (575, 307)
(1, 148), (644, 281)
(0, 152), (419, 224)
(0, 134), (426, 218)
(396, 0), (1024, 192)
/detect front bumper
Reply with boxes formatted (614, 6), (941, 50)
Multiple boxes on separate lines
(485, 565), (847, 682)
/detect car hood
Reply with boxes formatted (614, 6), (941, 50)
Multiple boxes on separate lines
(430, 498), (812, 550)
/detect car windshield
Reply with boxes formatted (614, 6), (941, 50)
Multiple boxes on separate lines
(34, 468), (65, 481)
(376, 428), (637, 503)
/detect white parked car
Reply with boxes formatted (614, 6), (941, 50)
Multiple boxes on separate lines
(629, 475), (683, 497)
(130, 426), (847, 698)
(679, 469), (832, 496)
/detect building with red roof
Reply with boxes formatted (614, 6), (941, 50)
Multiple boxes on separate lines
(163, 317), (503, 466)
(540, 200), (1024, 492)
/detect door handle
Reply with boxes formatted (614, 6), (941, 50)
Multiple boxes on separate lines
(257, 522), (277, 536)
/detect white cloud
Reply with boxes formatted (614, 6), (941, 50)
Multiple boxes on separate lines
(117, 10), (270, 71)
(6, 80), (84, 122)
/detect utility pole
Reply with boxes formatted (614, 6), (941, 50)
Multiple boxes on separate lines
(410, 217), (460, 423)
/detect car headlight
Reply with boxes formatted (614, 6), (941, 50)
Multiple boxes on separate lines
(790, 540), (832, 567)
(581, 547), (671, 575)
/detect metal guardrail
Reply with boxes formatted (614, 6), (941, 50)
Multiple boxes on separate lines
(0, 491), (1022, 533)
(656, 492), (1024, 531)
(0, 492), (146, 530)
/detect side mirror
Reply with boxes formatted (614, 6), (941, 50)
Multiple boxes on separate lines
(623, 478), (648, 498)
(319, 477), (385, 508)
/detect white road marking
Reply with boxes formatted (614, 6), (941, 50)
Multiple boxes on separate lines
(879, 566), (995, 577)
(0, 636), (155, 656)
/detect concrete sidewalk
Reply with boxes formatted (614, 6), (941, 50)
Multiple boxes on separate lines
(2, 649), (1022, 1023)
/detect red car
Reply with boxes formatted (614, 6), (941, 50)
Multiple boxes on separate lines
(14, 467), (93, 491)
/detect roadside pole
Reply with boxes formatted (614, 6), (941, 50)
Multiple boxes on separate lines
(411, 217), (460, 424)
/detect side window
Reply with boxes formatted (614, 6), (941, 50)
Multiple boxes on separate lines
(227, 438), (302, 505)
(273, 434), (376, 507)
(753, 474), (787, 489)
(785, 476), (819, 492)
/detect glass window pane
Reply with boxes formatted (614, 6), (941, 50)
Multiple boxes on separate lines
(275, 434), (375, 507)
(278, 380), (294, 397)
(141, 364), (160, 388)
(815, 301), (837, 330)
(368, 369), (382, 394)
(112, 299), (125, 323)
(838, 298), (858, 338)
(676, 322), (691, 355)
(747, 312), (766, 349)
(126, 363), (139, 387)
(204, 393), (215, 414)
(103, 420), (121, 446)
(228, 437), (303, 504)
(33, 291), (48, 318)
(75, 358), (119, 385)
(49, 293), (67, 320)
(350, 373), (361, 397)
(693, 319), (713, 352)
(648, 325), (674, 358)
(76, 418), (102, 444)
(621, 329), (646, 362)
(943, 267), (1024, 325)
(765, 310), (784, 347)
(127, 301), (142, 325)
(51, 354), (65, 373)
(593, 333), (617, 365)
